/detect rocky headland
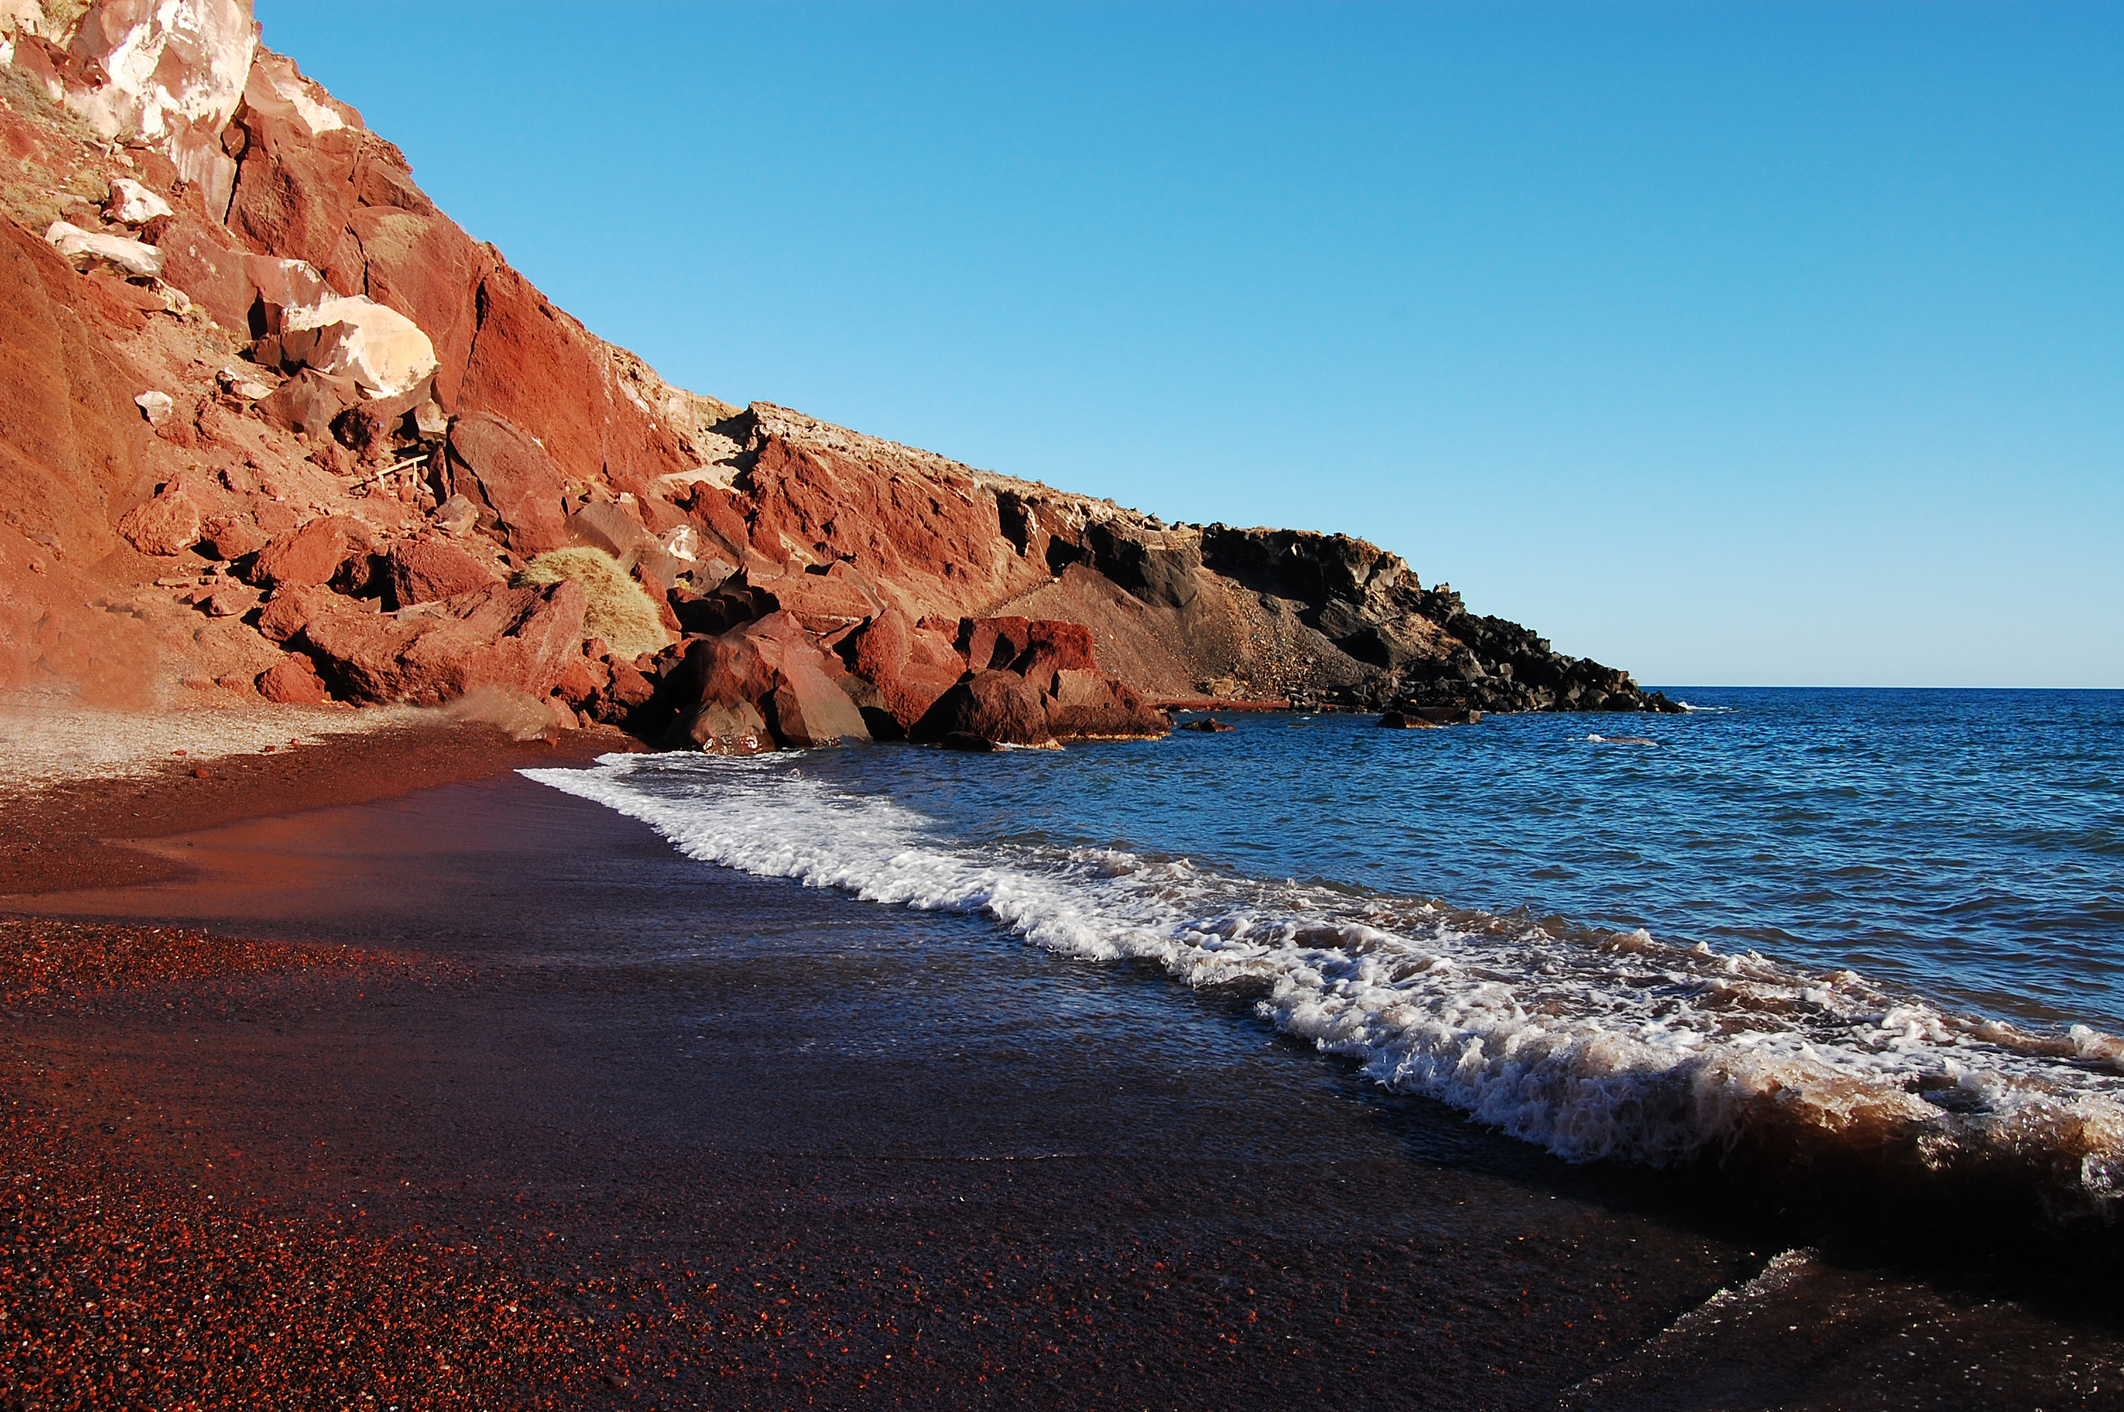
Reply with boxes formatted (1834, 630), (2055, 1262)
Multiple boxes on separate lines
(0, 0), (1679, 754)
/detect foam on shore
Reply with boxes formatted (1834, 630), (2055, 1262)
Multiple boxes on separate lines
(526, 752), (2124, 1222)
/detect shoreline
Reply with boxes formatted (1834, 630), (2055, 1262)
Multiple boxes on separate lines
(0, 718), (632, 897)
(4, 729), (2121, 1407)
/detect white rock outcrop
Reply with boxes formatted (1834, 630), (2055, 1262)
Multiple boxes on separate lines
(45, 219), (165, 277)
(279, 297), (439, 400)
(251, 50), (356, 136)
(62, 0), (256, 143)
(105, 175), (173, 224)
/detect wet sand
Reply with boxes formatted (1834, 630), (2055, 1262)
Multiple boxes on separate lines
(4, 747), (2121, 1409)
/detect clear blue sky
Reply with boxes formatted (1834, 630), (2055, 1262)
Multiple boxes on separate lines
(256, 1), (2120, 688)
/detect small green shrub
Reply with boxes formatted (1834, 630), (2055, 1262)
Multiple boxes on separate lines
(519, 547), (671, 659)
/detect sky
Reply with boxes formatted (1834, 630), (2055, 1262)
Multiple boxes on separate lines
(253, 1), (2121, 688)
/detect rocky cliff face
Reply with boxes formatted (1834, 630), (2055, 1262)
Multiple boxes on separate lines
(0, 0), (1678, 746)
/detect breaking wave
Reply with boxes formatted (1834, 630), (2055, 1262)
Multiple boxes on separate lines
(525, 752), (2124, 1224)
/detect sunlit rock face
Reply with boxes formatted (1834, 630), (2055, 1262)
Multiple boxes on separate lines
(62, 0), (257, 142)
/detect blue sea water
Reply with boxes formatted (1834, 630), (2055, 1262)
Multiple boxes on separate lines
(528, 687), (2124, 1210)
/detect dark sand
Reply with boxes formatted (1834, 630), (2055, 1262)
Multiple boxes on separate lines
(3, 737), (2120, 1409)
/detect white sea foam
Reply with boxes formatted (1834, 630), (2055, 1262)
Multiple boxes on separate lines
(525, 753), (2124, 1218)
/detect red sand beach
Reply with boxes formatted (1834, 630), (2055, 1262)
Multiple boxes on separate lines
(3, 732), (2120, 1410)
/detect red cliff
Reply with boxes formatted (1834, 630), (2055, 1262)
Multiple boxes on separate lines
(0, 0), (1678, 746)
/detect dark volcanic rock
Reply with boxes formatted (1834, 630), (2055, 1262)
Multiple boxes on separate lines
(660, 610), (869, 753)
(904, 616), (1168, 748)
(911, 669), (1053, 748)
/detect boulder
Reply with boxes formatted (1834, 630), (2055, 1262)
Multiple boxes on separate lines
(757, 560), (885, 634)
(387, 537), (499, 607)
(844, 605), (967, 732)
(257, 653), (329, 705)
(445, 410), (571, 553)
(256, 367), (359, 435)
(960, 615), (1034, 672)
(277, 295), (438, 399)
(671, 577), (778, 637)
(197, 513), (269, 561)
(1179, 718), (1235, 733)
(105, 177), (173, 225)
(1043, 671), (1167, 740)
(682, 696), (773, 755)
(202, 582), (258, 618)
(300, 579), (587, 706)
(1377, 711), (1441, 730)
(603, 657), (656, 712)
(550, 653), (606, 711)
(116, 483), (201, 556)
(911, 669), (1054, 747)
(79, 268), (166, 331)
(563, 500), (687, 590)
(665, 610), (869, 752)
(250, 515), (377, 591)
(244, 254), (333, 326)
(256, 582), (364, 645)
(766, 645), (870, 748)
(430, 493), (479, 535)
(44, 221), (164, 278)
(1013, 619), (1098, 688)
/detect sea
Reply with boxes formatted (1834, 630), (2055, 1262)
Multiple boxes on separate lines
(526, 687), (2124, 1225)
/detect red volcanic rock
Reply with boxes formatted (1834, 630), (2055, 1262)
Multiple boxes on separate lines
(767, 652), (871, 749)
(354, 135), (437, 215)
(387, 538), (499, 607)
(445, 410), (571, 553)
(603, 657), (656, 712)
(300, 580), (586, 706)
(0, 223), (146, 572)
(960, 616), (1033, 672)
(116, 483), (202, 556)
(682, 696), (773, 755)
(757, 560), (885, 635)
(251, 515), (378, 591)
(1014, 619), (1098, 687)
(146, 214), (254, 330)
(666, 610), (868, 752)
(256, 653), (329, 704)
(900, 616), (1167, 745)
(256, 368), (359, 435)
(349, 207), (486, 408)
(845, 606), (967, 733)
(670, 576), (779, 638)
(256, 583), (365, 645)
(1045, 670), (1168, 740)
(455, 262), (692, 499)
(224, 59), (364, 271)
(550, 653), (606, 711)
(738, 430), (1036, 617)
(197, 513), (270, 562)
(79, 269), (166, 332)
(912, 670), (1054, 748)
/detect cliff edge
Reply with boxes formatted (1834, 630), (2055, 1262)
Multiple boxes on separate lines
(0, 0), (1678, 751)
